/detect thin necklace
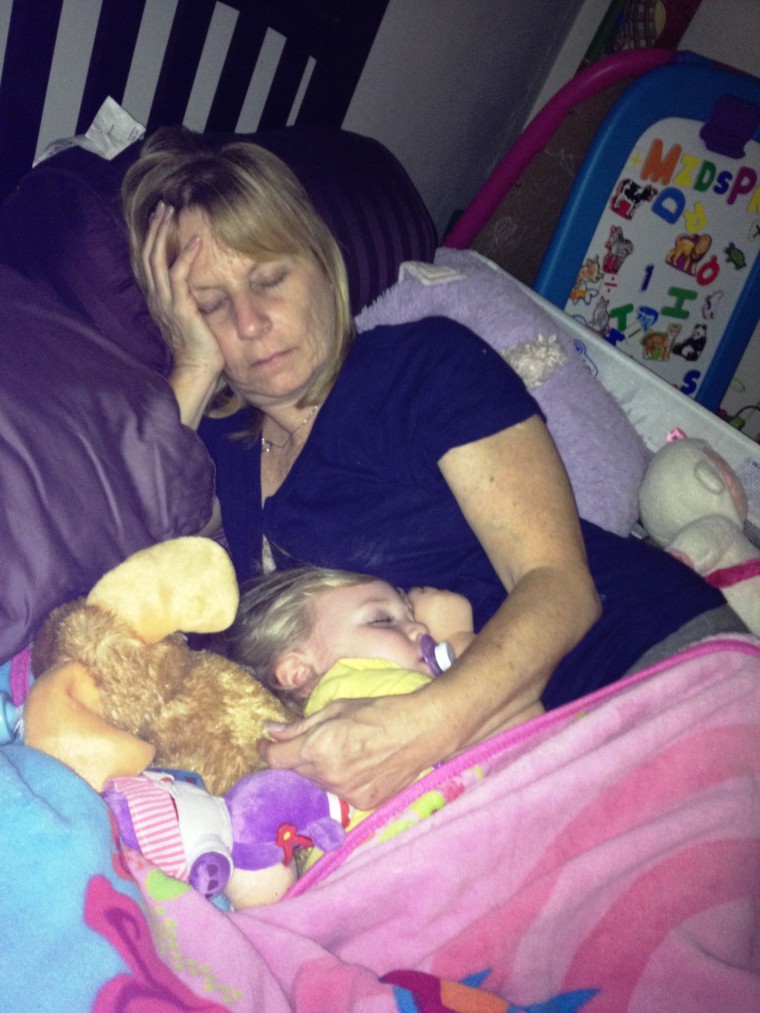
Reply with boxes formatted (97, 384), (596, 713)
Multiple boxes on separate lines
(261, 406), (319, 454)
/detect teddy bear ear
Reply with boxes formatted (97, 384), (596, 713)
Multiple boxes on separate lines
(87, 536), (239, 643)
(23, 661), (156, 790)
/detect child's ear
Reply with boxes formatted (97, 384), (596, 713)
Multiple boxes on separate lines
(274, 650), (318, 691)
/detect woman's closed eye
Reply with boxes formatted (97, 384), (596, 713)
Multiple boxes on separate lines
(253, 268), (287, 291)
(198, 295), (228, 317)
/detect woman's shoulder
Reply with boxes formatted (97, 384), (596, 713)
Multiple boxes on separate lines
(326, 316), (539, 459)
(354, 315), (489, 356)
(346, 315), (514, 387)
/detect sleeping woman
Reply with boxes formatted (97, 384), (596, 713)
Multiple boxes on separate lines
(121, 125), (746, 812)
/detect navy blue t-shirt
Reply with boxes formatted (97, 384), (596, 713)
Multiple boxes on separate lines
(200, 317), (725, 706)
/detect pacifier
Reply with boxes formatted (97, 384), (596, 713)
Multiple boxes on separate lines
(419, 634), (455, 676)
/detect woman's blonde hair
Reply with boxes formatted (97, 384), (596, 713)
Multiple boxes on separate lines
(121, 126), (354, 416)
(230, 566), (375, 705)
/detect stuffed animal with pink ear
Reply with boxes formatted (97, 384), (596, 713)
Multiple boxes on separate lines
(639, 433), (760, 636)
(102, 768), (350, 908)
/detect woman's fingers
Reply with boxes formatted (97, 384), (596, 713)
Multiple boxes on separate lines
(143, 203), (179, 331)
(257, 708), (347, 784)
(140, 203), (224, 374)
(145, 203), (196, 320)
(258, 696), (437, 811)
(143, 201), (173, 306)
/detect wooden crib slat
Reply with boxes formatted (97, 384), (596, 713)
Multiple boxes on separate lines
(205, 13), (268, 134)
(295, 0), (389, 127)
(76, 0), (148, 134)
(146, 0), (216, 132)
(258, 39), (311, 131)
(0, 0), (64, 199)
(208, 0), (392, 133)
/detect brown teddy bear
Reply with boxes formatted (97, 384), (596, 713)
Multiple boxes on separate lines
(25, 537), (291, 795)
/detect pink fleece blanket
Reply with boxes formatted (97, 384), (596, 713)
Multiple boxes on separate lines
(115, 635), (760, 1011)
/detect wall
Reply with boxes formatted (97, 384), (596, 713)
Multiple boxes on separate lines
(344, 0), (757, 241)
(681, 0), (760, 438)
(524, 0), (759, 114)
(343, 0), (586, 238)
(680, 0), (759, 74)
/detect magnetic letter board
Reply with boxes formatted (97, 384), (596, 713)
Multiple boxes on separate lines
(535, 58), (760, 411)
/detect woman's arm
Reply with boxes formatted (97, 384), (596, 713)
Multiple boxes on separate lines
(259, 415), (601, 809)
(421, 415), (600, 750)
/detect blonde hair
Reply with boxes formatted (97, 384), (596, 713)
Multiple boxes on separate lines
(121, 126), (354, 416)
(230, 566), (375, 703)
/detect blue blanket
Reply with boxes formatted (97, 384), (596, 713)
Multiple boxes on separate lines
(0, 743), (137, 1010)
(0, 660), (230, 1013)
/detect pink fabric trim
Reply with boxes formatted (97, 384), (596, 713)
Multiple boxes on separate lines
(9, 647), (32, 706)
(111, 776), (187, 880)
(706, 557), (760, 588)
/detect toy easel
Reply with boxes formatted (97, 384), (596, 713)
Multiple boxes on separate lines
(533, 54), (760, 411)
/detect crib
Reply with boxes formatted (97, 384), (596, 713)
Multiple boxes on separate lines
(1, 4), (759, 1011)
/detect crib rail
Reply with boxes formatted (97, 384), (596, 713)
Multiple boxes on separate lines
(0, 0), (388, 204)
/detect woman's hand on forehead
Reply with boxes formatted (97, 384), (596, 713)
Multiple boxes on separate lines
(144, 202), (226, 377)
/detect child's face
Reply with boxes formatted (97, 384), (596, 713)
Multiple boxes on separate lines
(298, 580), (431, 690)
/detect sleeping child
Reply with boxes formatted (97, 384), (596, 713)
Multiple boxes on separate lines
(102, 568), (477, 909)
(229, 565), (479, 871)
(229, 566), (476, 714)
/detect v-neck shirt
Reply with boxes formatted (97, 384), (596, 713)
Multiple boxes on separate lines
(200, 316), (725, 705)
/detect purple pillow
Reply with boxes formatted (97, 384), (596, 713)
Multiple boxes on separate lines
(0, 145), (170, 374)
(0, 266), (214, 663)
(0, 127), (436, 370)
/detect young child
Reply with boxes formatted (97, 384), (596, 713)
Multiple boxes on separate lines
(100, 569), (476, 908)
(229, 566), (475, 716)
(229, 566), (476, 870)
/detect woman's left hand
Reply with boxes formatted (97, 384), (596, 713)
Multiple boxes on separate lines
(258, 692), (442, 810)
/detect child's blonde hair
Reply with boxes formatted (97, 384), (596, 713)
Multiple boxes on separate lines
(231, 567), (376, 703)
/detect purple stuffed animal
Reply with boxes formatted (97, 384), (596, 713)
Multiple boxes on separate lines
(102, 768), (350, 905)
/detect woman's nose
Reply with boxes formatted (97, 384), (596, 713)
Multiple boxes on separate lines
(234, 293), (269, 338)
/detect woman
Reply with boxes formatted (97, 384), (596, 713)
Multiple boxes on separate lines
(122, 126), (739, 811)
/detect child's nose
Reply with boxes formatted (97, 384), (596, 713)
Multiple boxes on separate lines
(405, 619), (429, 641)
